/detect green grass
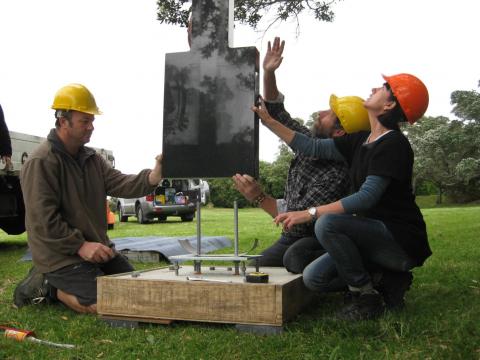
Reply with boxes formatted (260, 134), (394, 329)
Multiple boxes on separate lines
(1, 207), (479, 359)
(415, 194), (463, 209)
(414, 194), (479, 209)
(415, 195), (442, 208)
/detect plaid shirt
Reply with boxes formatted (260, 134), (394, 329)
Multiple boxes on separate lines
(265, 101), (351, 238)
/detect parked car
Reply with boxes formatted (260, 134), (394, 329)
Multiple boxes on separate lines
(117, 179), (202, 223)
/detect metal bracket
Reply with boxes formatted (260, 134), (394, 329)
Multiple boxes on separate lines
(178, 238), (258, 256)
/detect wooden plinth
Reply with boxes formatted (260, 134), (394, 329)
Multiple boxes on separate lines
(97, 266), (313, 327)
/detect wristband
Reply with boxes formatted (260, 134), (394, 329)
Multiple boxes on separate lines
(252, 192), (266, 207)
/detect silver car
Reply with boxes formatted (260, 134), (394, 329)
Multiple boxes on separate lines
(117, 179), (200, 223)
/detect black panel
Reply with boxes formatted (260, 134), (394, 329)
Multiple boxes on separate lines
(163, 0), (259, 178)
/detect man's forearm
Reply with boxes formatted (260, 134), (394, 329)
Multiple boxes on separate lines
(263, 70), (279, 101)
(258, 196), (278, 218)
(263, 115), (295, 145)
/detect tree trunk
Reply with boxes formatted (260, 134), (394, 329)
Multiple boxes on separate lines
(436, 186), (443, 204)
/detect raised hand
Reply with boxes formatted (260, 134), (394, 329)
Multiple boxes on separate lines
(263, 37), (285, 73)
(251, 96), (275, 126)
(232, 174), (263, 202)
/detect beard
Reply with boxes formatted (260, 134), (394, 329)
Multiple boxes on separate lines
(311, 124), (330, 139)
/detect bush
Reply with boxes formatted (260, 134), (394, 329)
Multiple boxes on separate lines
(415, 180), (438, 196)
(208, 178), (249, 208)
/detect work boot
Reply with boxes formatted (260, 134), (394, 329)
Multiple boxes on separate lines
(337, 291), (385, 321)
(13, 266), (51, 308)
(377, 270), (413, 310)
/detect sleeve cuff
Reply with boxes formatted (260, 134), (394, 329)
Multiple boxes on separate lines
(276, 199), (287, 213)
(265, 92), (285, 104)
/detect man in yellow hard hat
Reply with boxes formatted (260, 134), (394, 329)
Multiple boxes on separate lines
(14, 83), (163, 314)
(233, 37), (369, 276)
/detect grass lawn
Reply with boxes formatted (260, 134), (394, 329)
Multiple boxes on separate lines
(1, 207), (479, 359)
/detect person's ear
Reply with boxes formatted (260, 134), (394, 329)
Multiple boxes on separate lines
(332, 128), (346, 138)
(383, 100), (397, 112)
(58, 116), (70, 128)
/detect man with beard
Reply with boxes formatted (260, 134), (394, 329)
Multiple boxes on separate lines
(233, 37), (369, 274)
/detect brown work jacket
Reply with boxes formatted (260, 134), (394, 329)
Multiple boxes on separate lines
(20, 129), (155, 273)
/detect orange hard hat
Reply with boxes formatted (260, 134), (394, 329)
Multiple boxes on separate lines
(382, 73), (429, 124)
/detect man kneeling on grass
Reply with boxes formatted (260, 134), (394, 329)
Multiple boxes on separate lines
(13, 83), (163, 314)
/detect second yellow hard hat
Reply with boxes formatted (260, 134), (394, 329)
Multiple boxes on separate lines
(329, 94), (370, 134)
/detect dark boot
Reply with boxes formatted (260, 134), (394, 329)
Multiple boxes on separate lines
(337, 292), (385, 321)
(13, 266), (52, 308)
(377, 270), (413, 310)
(343, 291), (360, 305)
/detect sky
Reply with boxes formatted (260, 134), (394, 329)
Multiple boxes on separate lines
(0, 0), (479, 174)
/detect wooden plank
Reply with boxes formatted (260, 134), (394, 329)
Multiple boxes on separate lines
(281, 276), (315, 321)
(97, 266), (312, 326)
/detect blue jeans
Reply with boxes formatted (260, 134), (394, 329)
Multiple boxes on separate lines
(303, 214), (415, 292)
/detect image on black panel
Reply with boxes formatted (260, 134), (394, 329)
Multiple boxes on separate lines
(162, 0), (259, 178)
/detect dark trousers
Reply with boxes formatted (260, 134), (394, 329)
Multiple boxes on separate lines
(257, 234), (325, 274)
(45, 254), (134, 306)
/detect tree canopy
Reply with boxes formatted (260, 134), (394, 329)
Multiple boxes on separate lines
(157, 0), (340, 29)
(450, 80), (480, 122)
(406, 80), (480, 203)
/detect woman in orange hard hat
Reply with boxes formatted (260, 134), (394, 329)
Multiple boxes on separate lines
(252, 73), (432, 321)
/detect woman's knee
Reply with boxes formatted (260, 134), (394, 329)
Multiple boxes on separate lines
(314, 214), (345, 247)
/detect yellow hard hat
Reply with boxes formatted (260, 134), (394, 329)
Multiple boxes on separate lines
(51, 83), (102, 115)
(329, 94), (370, 134)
